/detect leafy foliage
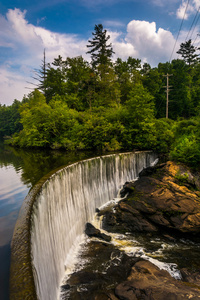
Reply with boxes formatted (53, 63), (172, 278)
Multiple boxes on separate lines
(169, 118), (200, 168)
(1, 28), (200, 169)
(170, 134), (200, 168)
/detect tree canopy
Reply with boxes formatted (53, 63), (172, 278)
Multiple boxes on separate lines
(1, 25), (200, 168)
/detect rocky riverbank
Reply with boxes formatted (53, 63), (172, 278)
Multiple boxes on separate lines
(61, 161), (200, 300)
(103, 161), (200, 237)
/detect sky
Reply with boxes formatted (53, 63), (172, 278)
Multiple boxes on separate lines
(0, 0), (200, 105)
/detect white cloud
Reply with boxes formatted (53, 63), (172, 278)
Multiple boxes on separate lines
(110, 20), (176, 66)
(176, 0), (200, 19)
(0, 68), (28, 105)
(3, 8), (88, 60)
(104, 20), (125, 28)
(0, 8), (88, 105)
(176, 1), (193, 19)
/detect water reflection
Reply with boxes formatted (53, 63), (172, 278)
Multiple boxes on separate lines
(0, 159), (29, 299)
(0, 144), (94, 186)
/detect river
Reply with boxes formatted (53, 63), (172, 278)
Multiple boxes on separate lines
(0, 143), (94, 300)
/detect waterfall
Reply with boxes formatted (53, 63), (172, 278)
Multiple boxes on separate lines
(23, 152), (157, 299)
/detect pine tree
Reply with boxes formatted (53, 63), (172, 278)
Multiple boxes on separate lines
(177, 39), (199, 66)
(28, 49), (49, 94)
(86, 24), (114, 71)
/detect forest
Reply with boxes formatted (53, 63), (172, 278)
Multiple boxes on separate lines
(0, 24), (200, 168)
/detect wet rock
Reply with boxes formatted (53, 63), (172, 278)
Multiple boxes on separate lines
(139, 162), (166, 178)
(61, 284), (70, 290)
(115, 260), (200, 300)
(180, 268), (200, 286)
(120, 181), (135, 198)
(85, 223), (111, 242)
(162, 234), (177, 242)
(64, 240), (138, 300)
(104, 161), (200, 235)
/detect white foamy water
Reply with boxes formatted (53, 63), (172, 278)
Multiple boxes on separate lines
(110, 233), (182, 280)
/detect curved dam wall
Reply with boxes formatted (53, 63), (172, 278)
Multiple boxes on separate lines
(10, 151), (157, 300)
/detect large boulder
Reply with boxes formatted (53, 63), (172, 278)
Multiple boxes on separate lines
(115, 260), (200, 300)
(103, 161), (200, 235)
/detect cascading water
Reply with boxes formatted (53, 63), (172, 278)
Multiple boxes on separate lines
(11, 151), (157, 300)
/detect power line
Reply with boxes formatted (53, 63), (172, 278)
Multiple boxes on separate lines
(185, 6), (200, 41)
(169, 0), (191, 62)
(194, 33), (200, 48)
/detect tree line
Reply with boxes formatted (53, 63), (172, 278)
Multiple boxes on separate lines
(1, 25), (200, 168)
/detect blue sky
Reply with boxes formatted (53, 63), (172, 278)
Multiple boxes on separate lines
(0, 0), (200, 105)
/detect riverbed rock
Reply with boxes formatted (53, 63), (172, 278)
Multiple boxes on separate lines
(103, 161), (200, 235)
(85, 223), (111, 242)
(63, 240), (138, 300)
(180, 268), (200, 286)
(115, 260), (200, 300)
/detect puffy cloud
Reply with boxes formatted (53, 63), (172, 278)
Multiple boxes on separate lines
(0, 8), (88, 105)
(2, 8), (87, 61)
(110, 20), (176, 66)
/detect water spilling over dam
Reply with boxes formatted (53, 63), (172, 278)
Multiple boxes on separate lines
(10, 151), (157, 300)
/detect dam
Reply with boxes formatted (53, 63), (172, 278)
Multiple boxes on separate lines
(10, 151), (157, 300)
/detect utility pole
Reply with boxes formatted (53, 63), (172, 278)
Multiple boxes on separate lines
(163, 73), (173, 119)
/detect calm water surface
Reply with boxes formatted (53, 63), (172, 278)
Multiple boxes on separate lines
(0, 143), (93, 300)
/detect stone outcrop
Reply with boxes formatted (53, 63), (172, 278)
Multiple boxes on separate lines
(115, 260), (200, 300)
(103, 161), (200, 236)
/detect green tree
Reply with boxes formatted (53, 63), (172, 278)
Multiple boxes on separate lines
(29, 49), (49, 94)
(76, 108), (124, 152)
(140, 62), (151, 75)
(177, 39), (199, 66)
(170, 134), (200, 168)
(65, 56), (93, 110)
(121, 83), (157, 150)
(114, 57), (142, 104)
(94, 67), (121, 107)
(0, 100), (22, 139)
(169, 118), (200, 168)
(87, 24), (114, 75)
(11, 90), (81, 150)
(44, 56), (67, 102)
(190, 63), (200, 114)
